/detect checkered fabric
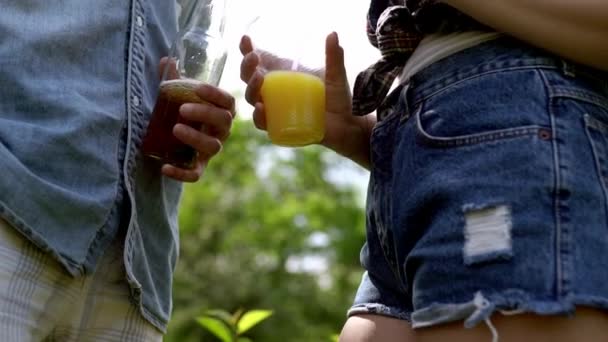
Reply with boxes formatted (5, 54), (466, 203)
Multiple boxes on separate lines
(0, 218), (162, 342)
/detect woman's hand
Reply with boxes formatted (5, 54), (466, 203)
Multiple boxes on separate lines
(239, 32), (375, 169)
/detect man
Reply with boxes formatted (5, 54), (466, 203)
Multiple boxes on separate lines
(0, 0), (234, 340)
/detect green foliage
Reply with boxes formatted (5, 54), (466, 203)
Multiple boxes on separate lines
(165, 118), (368, 342)
(196, 316), (232, 342)
(196, 309), (273, 342)
(237, 310), (273, 334)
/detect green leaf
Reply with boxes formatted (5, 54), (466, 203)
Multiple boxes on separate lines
(330, 334), (340, 342)
(236, 310), (273, 335)
(196, 316), (233, 342)
(237, 338), (253, 342)
(204, 309), (234, 326)
(231, 308), (245, 325)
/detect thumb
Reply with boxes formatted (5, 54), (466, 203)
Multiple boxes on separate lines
(325, 32), (348, 86)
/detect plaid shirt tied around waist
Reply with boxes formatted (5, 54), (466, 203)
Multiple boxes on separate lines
(352, 0), (483, 119)
(352, 5), (422, 117)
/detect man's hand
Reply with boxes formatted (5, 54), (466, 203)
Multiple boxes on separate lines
(163, 84), (235, 182)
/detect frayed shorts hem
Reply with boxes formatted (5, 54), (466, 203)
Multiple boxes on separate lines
(347, 303), (411, 322)
(347, 291), (608, 330)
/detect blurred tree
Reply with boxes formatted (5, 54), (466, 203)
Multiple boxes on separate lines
(165, 118), (368, 342)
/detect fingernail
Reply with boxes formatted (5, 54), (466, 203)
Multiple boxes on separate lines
(180, 103), (193, 116)
(161, 164), (174, 176)
(173, 123), (187, 135)
(196, 84), (211, 96)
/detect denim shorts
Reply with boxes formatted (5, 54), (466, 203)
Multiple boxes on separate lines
(348, 36), (608, 329)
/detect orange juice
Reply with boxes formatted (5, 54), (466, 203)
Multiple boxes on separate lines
(261, 71), (325, 146)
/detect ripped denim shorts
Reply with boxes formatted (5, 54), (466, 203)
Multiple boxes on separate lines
(348, 36), (608, 330)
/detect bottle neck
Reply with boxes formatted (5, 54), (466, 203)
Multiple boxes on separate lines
(182, 0), (226, 38)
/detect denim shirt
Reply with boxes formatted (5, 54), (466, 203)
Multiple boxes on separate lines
(0, 0), (180, 332)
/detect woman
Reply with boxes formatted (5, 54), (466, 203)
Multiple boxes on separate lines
(240, 1), (608, 341)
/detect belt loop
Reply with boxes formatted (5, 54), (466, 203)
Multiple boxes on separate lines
(561, 59), (576, 78)
(399, 82), (412, 123)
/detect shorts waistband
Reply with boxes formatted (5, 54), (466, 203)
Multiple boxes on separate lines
(403, 36), (607, 111)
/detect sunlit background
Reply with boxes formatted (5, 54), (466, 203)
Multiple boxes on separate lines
(167, 1), (378, 341)
(220, 0), (378, 200)
(220, 0), (379, 108)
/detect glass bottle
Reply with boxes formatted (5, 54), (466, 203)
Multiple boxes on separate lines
(141, 0), (228, 169)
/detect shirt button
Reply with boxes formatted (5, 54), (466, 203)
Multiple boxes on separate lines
(133, 96), (140, 107)
(136, 16), (144, 28)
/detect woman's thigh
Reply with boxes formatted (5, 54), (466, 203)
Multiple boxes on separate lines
(415, 307), (608, 342)
(339, 314), (414, 342)
(340, 308), (608, 342)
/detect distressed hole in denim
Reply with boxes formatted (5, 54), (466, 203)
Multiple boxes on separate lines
(463, 205), (513, 266)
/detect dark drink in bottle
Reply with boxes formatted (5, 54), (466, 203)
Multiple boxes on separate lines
(141, 79), (204, 169)
(141, 0), (228, 169)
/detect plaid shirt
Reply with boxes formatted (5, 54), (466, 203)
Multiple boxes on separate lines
(351, 0), (432, 117)
(352, 0), (481, 118)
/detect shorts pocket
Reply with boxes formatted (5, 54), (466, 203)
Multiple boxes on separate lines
(412, 69), (553, 148)
(415, 106), (550, 148)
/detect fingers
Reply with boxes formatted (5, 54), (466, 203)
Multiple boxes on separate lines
(245, 71), (264, 105)
(194, 84), (236, 118)
(252, 102), (267, 130)
(240, 51), (260, 82)
(180, 103), (233, 141)
(238, 35), (272, 133)
(164, 92), (233, 183)
(239, 35), (261, 84)
(239, 44), (264, 106)
(239, 35), (290, 71)
(161, 161), (206, 183)
(175, 96), (231, 158)
(239, 35), (254, 56)
(239, 35), (293, 80)
(173, 123), (223, 160)
(162, 124), (218, 183)
(162, 106), (228, 183)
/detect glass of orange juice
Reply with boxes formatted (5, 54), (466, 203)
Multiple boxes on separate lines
(248, 11), (328, 147)
(261, 70), (325, 147)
